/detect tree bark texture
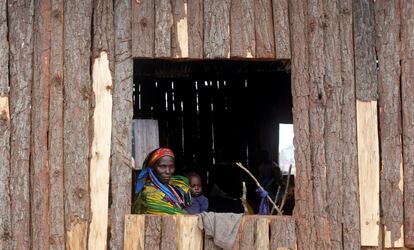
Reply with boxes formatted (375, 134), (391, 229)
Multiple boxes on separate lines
(203, 0), (231, 58)
(93, 0), (114, 71)
(171, 0), (188, 58)
(144, 215), (162, 250)
(48, 0), (65, 249)
(254, 0), (275, 58)
(110, 0), (133, 249)
(273, 0), (291, 59)
(230, 0), (255, 58)
(353, 0), (377, 101)
(375, 1), (404, 248)
(155, 0), (171, 58)
(132, 0), (154, 57)
(31, 0), (51, 249)
(187, 0), (203, 58)
(401, 0), (414, 248)
(339, 0), (361, 249)
(289, 0), (316, 248)
(63, 0), (92, 248)
(0, 0), (10, 248)
(160, 216), (178, 250)
(8, 1), (34, 249)
(269, 216), (296, 249)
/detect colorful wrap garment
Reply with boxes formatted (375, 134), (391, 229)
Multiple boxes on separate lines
(133, 148), (192, 215)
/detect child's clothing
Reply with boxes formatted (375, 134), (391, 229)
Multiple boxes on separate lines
(186, 195), (209, 214)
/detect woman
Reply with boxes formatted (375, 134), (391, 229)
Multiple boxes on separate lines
(133, 148), (191, 215)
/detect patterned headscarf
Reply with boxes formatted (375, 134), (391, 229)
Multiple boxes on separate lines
(147, 148), (175, 168)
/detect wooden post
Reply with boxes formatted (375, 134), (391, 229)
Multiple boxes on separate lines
(172, 0), (189, 58)
(63, 0), (93, 248)
(187, 0), (203, 58)
(255, 217), (270, 250)
(203, 0), (231, 58)
(254, 0), (275, 58)
(401, 0), (414, 247)
(145, 215), (162, 250)
(132, 0), (155, 57)
(161, 216), (178, 250)
(155, 0), (172, 58)
(0, 0), (10, 248)
(357, 100), (380, 246)
(288, 0), (316, 248)
(238, 216), (255, 250)
(124, 215), (145, 250)
(177, 215), (203, 250)
(272, 0), (291, 59)
(111, 0), (133, 249)
(375, 1), (404, 248)
(269, 216), (297, 250)
(133, 119), (159, 169)
(8, 1), (34, 249)
(88, 52), (113, 250)
(230, 0), (255, 58)
(339, 0), (361, 248)
(49, 0), (65, 249)
(31, 0), (51, 249)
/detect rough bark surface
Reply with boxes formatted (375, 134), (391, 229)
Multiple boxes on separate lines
(375, 1), (404, 248)
(254, 0), (275, 58)
(238, 216), (255, 250)
(48, 1), (65, 249)
(160, 216), (177, 250)
(323, 0), (343, 249)
(307, 0), (330, 249)
(230, 0), (255, 58)
(289, 0), (316, 248)
(401, 1), (414, 247)
(93, 0), (114, 70)
(353, 0), (377, 101)
(339, 0), (361, 249)
(31, 0), (51, 249)
(0, 0), (10, 248)
(63, 0), (92, 248)
(171, 0), (188, 58)
(272, 0), (291, 59)
(203, 0), (231, 58)
(269, 216), (297, 249)
(132, 0), (154, 57)
(8, 1), (34, 249)
(155, 0), (172, 57)
(187, 0), (203, 58)
(110, 0), (133, 249)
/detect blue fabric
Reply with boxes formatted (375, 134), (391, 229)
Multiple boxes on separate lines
(256, 188), (269, 215)
(185, 195), (209, 214)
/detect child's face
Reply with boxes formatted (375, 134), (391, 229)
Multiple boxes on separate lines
(190, 176), (202, 197)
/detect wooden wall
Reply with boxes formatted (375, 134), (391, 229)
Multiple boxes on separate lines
(0, 0), (414, 249)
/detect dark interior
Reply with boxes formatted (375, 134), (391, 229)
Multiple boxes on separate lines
(133, 59), (294, 214)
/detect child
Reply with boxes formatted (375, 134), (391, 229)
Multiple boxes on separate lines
(185, 172), (208, 214)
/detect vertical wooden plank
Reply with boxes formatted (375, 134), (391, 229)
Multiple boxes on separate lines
(124, 215), (145, 250)
(172, 0), (189, 58)
(353, 0), (377, 101)
(239, 216), (255, 250)
(375, 1), (404, 248)
(63, 0), (92, 248)
(134, 119), (159, 169)
(155, 0), (172, 57)
(187, 0), (203, 58)
(254, 0), (275, 58)
(272, 0), (291, 59)
(255, 217), (269, 250)
(401, 1), (414, 248)
(161, 216), (178, 250)
(203, 0), (231, 58)
(0, 0), (10, 248)
(270, 217), (297, 250)
(93, 0), (114, 70)
(88, 52), (113, 250)
(49, 0), (65, 248)
(8, 1), (34, 249)
(357, 100), (380, 246)
(307, 0), (330, 248)
(132, 0), (155, 57)
(32, 0), (51, 249)
(111, 0), (133, 249)
(230, 0), (255, 58)
(288, 0), (316, 248)
(145, 215), (162, 250)
(339, 0), (361, 248)
(177, 215), (203, 250)
(323, 0), (344, 249)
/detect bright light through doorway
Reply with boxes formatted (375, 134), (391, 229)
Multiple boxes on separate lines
(278, 123), (295, 175)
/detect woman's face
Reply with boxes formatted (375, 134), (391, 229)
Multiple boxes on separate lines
(153, 156), (175, 184)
